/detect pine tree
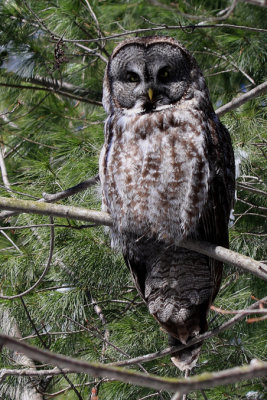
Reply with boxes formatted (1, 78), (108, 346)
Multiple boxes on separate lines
(0, 1), (266, 399)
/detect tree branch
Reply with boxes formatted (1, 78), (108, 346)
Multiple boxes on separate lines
(0, 81), (102, 106)
(51, 24), (267, 44)
(239, 0), (267, 7)
(42, 175), (99, 202)
(237, 182), (267, 197)
(0, 368), (74, 381)
(181, 239), (267, 280)
(0, 333), (266, 393)
(216, 81), (267, 116)
(110, 296), (267, 367)
(0, 196), (266, 281)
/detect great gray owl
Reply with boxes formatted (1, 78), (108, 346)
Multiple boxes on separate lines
(99, 36), (235, 370)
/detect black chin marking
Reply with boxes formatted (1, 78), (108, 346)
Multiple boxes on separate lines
(144, 102), (156, 113)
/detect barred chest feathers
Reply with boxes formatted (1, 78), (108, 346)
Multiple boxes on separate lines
(100, 106), (210, 247)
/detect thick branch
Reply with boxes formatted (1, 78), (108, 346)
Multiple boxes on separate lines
(181, 240), (267, 280)
(0, 196), (266, 280)
(0, 333), (266, 393)
(0, 196), (112, 226)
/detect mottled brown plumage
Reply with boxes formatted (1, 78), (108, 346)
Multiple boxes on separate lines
(99, 36), (235, 370)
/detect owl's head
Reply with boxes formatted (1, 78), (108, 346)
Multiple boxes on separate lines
(103, 36), (208, 114)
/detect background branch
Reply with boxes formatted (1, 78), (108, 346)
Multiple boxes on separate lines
(0, 333), (266, 393)
(216, 81), (267, 115)
(111, 296), (267, 367)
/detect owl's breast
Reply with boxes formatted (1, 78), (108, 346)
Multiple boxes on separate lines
(100, 108), (210, 245)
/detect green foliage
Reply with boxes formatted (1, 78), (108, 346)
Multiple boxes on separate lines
(0, 1), (266, 399)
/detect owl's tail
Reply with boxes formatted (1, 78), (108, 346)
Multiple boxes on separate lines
(168, 334), (202, 371)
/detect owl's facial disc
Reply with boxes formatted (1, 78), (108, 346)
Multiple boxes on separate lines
(109, 43), (191, 112)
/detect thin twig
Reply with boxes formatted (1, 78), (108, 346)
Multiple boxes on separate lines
(202, 47), (255, 85)
(237, 182), (267, 197)
(0, 229), (22, 253)
(237, 197), (267, 215)
(210, 305), (267, 315)
(201, 390), (209, 400)
(0, 216), (55, 299)
(0, 93), (51, 127)
(64, 315), (148, 374)
(47, 24), (267, 44)
(110, 296), (267, 367)
(0, 81), (102, 105)
(21, 330), (84, 341)
(83, 0), (102, 38)
(42, 175), (99, 201)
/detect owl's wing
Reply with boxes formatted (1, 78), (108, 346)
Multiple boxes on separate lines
(199, 118), (235, 300)
(169, 120), (235, 370)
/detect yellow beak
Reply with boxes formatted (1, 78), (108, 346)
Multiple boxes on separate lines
(148, 88), (153, 101)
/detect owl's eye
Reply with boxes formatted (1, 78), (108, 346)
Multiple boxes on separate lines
(126, 71), (140, 83)
(158, 67), (170, 81)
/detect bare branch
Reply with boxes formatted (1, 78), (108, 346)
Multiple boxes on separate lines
(49, 24), (267, 44)
(0, 333), (266, 393)
(0, 146), (11, 190)
(0, 176), (99, 219)
(0, 368), (73, 381)
(216, 81), (267, 116)
(0, 81), (102, 106)
(0, 308), (44, 399)
(75, 42), (108, 63)
(28, 75), (102, 101)
(239, 0), (267, 7)
(0, 196), (266, 281)
(237, 197), (267, 215)
(202, 47), (255, 84)
(0, 195), (112, 225)
(210, 305), (267, 315)
(181, 239), (267, 281)
(83, 0), (103, 39)
(42, 175), (99, 202)
(237, 182), (267, 197)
